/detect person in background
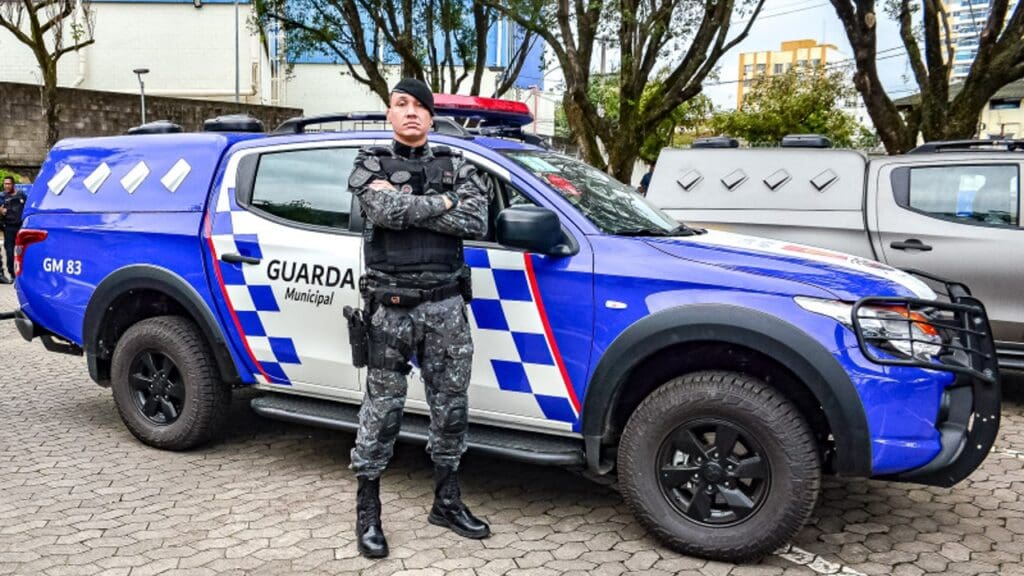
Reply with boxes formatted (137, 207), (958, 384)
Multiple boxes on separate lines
(0, 176), (27, 284)
(638, 161), (656, 197)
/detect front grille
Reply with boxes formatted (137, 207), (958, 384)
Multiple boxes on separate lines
(851, 270), (998, 384)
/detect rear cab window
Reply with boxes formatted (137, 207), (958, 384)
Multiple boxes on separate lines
(894, 164), (1021, 227)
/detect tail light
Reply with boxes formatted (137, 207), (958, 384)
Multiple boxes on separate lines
(14, 229), (48, 277)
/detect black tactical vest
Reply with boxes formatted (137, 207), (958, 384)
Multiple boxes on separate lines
(364, 147), (464, 274)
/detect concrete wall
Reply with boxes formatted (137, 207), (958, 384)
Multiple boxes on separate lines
(1, 1), (560, 136)
(0, 81), (301, 175)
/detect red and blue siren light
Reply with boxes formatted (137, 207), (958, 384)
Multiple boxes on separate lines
(432, 94), (534, 127)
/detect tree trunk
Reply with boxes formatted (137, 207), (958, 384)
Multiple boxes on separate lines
(470, 2), (487, 95)
(41, 62), (60, 147)
(852, 68), (916, 153)
(563, 94), (606, 171)
(605, 120), (641, 183)
(602, 135), (634, 181)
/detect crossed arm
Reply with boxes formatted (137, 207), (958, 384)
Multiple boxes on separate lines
(351, 152), (489, 240)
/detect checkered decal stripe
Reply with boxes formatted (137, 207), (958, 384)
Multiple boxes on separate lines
(207, 179), (579, 426)
(207, 186), (301, 385)
(465, 248), (580, 424)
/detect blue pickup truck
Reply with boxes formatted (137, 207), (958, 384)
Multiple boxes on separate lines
(11, 97), (1001, 561)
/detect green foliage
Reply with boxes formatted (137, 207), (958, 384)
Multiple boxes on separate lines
(710, 68), (867, 147)
(0, 168), (26, 184)
(556, 74), (713, 162)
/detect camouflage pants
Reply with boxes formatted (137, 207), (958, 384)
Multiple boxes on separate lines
(350, 294), (474, 480)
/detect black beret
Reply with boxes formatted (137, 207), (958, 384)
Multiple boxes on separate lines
(391, 78), (435, 117)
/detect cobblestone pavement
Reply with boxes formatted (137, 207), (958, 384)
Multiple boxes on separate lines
(2, 283), (1023, 576)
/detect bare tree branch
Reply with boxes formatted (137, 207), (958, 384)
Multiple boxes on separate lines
(898, 0), (929, 89)
(53, 37), (94, 60)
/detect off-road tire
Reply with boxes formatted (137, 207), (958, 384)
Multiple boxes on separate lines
(619, 370), (821, 562)
(111, 316), (230, 450)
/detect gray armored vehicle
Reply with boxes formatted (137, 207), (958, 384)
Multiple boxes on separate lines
(646, 137), (1023, 369)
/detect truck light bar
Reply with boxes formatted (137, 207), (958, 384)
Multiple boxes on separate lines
(432, 94), (534, 127)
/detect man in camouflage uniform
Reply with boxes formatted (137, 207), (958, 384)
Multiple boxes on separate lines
(346, 78), (490, 558)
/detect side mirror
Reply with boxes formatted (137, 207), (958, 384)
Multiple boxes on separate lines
(495, 205), (574, 256)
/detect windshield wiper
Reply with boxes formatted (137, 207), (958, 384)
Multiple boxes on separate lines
(613, 228), (665, 236)
(613, 225), (701, 237)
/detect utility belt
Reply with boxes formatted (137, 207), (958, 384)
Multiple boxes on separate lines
(343, 271), (472, 372)
(358, 269), (472, 308)
(364, 281), (463, 309)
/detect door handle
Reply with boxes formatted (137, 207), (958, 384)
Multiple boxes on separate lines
(221, 252), (262, 265)
(890, 239), (933, 252)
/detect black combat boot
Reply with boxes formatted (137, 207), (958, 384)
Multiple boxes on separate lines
(355, 477), (389, 558)
(428, 465), (490, 539)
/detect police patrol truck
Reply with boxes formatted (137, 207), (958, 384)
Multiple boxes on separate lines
(10, 97), (1002, 561)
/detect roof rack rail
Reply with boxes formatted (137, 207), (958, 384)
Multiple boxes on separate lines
(270, 113), (471, 137)
(473, 125), (549, 148)
(692, 136), (739, 149)
(781, 134), (832, 148)
(908, 139), (1024, 154)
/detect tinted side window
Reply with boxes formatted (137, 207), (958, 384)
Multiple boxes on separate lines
(906, 164), (1020, 227)
(250, 148), (357, 229)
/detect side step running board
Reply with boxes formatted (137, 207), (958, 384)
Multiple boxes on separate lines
(251, 394), (586, 467)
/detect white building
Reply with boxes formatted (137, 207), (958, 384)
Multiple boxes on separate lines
(0, 0), (273, 103)
(0, 0), (557, 135)
(949, 0), (1020, 80)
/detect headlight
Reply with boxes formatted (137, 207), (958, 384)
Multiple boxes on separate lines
(795, 296), (943, 362)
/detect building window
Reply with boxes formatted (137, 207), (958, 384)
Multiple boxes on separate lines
(756, 63), (766, 73)
(811, 58), (822, 68)
(744, 64), (754, 77)
(774, 63), (784, 74)
(990, 99), (1022, 110)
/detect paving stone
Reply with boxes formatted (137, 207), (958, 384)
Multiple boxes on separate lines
(1, 289), (1023, 576)
(940, 542), (973, 562)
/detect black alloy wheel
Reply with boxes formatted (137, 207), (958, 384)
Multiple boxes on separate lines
(129, 349), (186, 425)
(111, 316), (229, 450)
(656, 419), (770, 527)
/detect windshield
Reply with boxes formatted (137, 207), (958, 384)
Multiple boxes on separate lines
(502, 150), (692, 236)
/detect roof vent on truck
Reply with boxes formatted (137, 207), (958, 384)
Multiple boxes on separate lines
(692, 136), (739, 148)
(203, 114), (265, 133)
(126, 120), (183, 135)
(781, 134), (832, 148)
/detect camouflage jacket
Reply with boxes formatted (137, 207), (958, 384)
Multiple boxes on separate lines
(348, 139), (490, 286)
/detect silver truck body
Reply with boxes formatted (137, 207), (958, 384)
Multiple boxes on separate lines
(646, 147), (1024, 369)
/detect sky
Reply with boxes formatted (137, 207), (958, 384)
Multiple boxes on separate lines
(700, 0), (919, 110)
